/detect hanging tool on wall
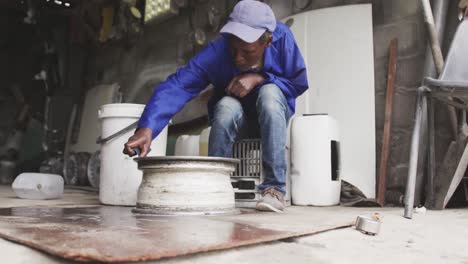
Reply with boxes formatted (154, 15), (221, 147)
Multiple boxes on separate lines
(4, 85), (31, 160)
(99, 6), (114, 43)
(0, 85), (31, 184)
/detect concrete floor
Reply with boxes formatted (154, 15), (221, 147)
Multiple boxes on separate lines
(0, 186), (467, 264)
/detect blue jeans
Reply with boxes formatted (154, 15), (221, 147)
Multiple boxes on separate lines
(208, 84), (292, 194)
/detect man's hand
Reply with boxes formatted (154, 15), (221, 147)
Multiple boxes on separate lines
(226, 73), (265, 98)
(123, 127), (153, 157)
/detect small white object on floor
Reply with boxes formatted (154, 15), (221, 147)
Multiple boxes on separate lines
(12, 173), (64, 200)
(415, 206), (427, 214)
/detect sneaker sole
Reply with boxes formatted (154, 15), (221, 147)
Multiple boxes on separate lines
(256, 202), (284, 213)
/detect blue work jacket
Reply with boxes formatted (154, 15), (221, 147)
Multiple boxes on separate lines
(138, 22), (308, 139)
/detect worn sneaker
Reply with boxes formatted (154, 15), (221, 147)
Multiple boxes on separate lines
(256, 188), (285, 213)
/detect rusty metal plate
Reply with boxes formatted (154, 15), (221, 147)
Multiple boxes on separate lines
(0, 206), (350, 262)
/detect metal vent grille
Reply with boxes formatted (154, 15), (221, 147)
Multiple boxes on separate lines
(232, 139), (262, 178)
(231, 138), (290, 208)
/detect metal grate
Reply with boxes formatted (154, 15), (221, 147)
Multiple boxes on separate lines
(232, 139), (262, 178)
(231, 139), (263, 207)
(231, 138), (291, 208)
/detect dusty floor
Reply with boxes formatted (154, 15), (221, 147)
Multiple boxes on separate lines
(0, 186), (467, 264)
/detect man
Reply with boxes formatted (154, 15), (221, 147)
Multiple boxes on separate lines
(123, 0), (308, 212)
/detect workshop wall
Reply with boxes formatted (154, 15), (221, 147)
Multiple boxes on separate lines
(83, 0), (456, 200)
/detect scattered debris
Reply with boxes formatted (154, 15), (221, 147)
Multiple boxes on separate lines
(341, 181), (381, 207)
(372, 212), (383, 222)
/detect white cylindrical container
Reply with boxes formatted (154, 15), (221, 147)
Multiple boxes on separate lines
(98, 103), (168, 206)
(290, 114), (341, 206)
(174, 135), (200, 156)
(199, 127), (211, 156)
(134, 156), (239, 216)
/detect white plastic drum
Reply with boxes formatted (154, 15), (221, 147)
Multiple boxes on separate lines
(198, 127), (211, 156)
(174, 135), (200, 156)
(98, 103), (168, 206)
(290, 114), (341, 206)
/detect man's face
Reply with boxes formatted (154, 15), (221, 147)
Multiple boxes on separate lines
(228, 34), (271, 71)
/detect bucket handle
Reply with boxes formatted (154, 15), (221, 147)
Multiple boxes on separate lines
(96, 121), (139, 144)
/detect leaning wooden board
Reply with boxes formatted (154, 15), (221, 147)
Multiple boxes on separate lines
(285, 5), (376, 198)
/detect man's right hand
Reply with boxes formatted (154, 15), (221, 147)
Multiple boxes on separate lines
(123, 127), (153, 157)
(226, 73), (265, 98)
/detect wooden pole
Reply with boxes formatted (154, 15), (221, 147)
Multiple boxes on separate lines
(377, 38), (398, 206)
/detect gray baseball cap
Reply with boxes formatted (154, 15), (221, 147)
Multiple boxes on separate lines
(220, 0), (276, 43)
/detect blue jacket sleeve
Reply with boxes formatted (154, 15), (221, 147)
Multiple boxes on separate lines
(138, 43), (216, 139)
(264, 30), (308, 99)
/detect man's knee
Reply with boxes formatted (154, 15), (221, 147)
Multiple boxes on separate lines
(256, 84), (287, 113)
(213, 96), (243, 128)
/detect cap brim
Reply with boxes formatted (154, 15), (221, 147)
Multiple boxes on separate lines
(220, 21), (265, 43)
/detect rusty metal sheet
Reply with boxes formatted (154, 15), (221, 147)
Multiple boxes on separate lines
(0, 206), (350, 262)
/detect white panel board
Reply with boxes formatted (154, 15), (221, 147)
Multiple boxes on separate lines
(285, 5), (376, 198)
(71, 84), (121, 153)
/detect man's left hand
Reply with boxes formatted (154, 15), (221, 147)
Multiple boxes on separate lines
(226, 73), (265, 98)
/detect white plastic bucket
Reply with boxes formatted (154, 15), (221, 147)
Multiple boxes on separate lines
(174, 135), (200, 156)
(98, 103), (168, 206)
(290, 114), (341, 206)
(199, 127), (211, 156)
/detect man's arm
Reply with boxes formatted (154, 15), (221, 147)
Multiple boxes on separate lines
(226, 73), (266, 98)
(123, 42), (218, 157)
(264, 29), (308, 100)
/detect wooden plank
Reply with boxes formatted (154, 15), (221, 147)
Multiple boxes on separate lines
(377, 38), (398, 206)
(444, 140), (468, 207)
(433, 136), (468, 209)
